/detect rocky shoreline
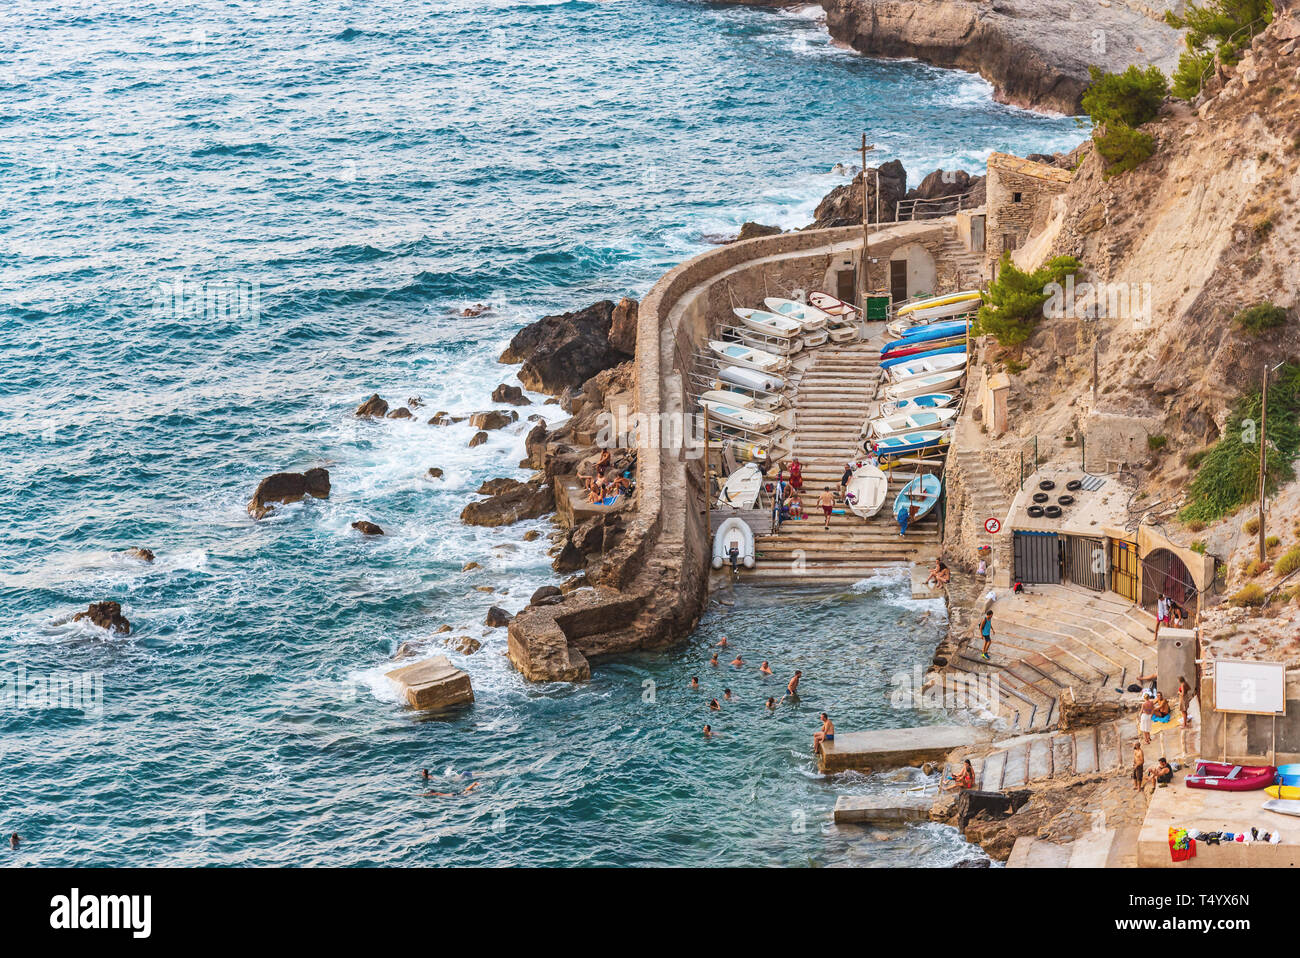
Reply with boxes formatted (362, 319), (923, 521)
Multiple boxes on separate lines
(719, 0), (1183, 114)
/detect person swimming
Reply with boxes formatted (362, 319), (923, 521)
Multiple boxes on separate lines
(730, 655), (743, 668)
(716, 636), (728, 647)
(781, 669), (802, 702)
(723, 688), (734, 702)
(709, 698), (721, 711)
(766, 697), (776, 711)
(703, 724), (714, 738)
(422, 781), (481, 798)
(709, 652), (719, 667)
(759, 661), (773, 676)
(689, 676), (700, 690)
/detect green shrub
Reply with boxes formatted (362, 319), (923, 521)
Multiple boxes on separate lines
(1082, 65), (1168, 128)
(1179, 363), (1300, 523)
(1186, 518), (1206, 532)
(976, 254), (1082, 347)
(1148, 434), (1168, 451)
(1266, 535), (1281, 550)
(1244, 516), (1261, 535)
(1229, 583), (1266, 607)
(1094, 124), (1158, 178)
(1191, 540), (1207, 554)
(1277, 546), (1300, 577)
(1167, 0), (1274, 100)
(1232, 302), (1287, 334)
(1245, 558), (1268, 577)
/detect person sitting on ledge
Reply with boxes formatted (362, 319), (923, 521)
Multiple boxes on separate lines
(925, 559), (950, 587)
(942, 759), (975, 791)
(1145, 757), (1174, 788)
(813, 712), (835, 755)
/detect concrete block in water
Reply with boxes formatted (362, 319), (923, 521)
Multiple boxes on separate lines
(385, 656), (474, 711)
(833, 793), (933, 824)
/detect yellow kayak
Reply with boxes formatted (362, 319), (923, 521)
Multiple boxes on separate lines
(896, 290), (981, 316)
(1266, 784), (1300, 800)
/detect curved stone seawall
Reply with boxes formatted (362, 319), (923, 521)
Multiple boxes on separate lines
(508, 221), (950, 681)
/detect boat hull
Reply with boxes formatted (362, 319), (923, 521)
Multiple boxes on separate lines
(712, 517), (755, 569)
(1185, 762), (1277, 791)
(844, 463), (887, 518)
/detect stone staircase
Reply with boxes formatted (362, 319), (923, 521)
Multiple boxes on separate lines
(747, 342), (944, 583)
(936, 583), (1157, 732)
(938, 224), (986, 290)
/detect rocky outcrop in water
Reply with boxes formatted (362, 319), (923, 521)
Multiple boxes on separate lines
(351, 520), (384, 536)
(491, 383), (531, 406)
(355, 394), (389, 418)
(809, 160), (907, 227)
(498, 300), (633, 395)
(460, 478), (556, 527)
(816, 0), (1181, 114)
(469, 410), (518, 430)
(247, 468), (331, 518)
(73, 601), (131, 635)
(125, 547), (155, 562)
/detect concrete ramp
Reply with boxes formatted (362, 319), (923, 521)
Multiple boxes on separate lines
(911, 562), (946, 599)
(818, 726), (990, 773)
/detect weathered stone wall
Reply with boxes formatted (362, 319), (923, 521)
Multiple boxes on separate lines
(509, 221), (950, 680)
(985, 153), (1073, 275)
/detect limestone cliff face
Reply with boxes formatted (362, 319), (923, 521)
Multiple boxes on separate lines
(999, 14), (1300, 501)
(730, 0), (1182, 113)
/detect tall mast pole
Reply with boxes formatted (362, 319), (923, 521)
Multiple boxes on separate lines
(860, 133), (871, 307)
(1258, 362), (1268, 562)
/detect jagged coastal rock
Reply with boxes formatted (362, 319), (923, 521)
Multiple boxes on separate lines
(125, 547), (155, 562)
(355, 394), (389, 418)
(73, 601), (131, 635)
(491, 383), (531, 406)
(730, 0), (1182, 114)
(460, 478), (555, 526)
(247, 468), (331, 519)
(385, 656), (474, 711)
(498, 300), (633, 395)
(809, 159), (908, 227)
(351, 520), (384, 536)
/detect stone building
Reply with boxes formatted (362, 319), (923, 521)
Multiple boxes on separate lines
(984, 152), (1073, 277)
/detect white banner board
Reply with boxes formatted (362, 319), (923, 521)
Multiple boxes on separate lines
(1214, 659), (1287, 716)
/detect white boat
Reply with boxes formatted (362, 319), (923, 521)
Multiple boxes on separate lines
(878, 392), (956, 416)
(867, 406), (957, 439)
(716, 462), (762, 510)
(808, 292), (860, 319)
(801, 328), (829, 349)
(700, 398), (780, 433)
(733, 307), (803, 339)
(895, 290), (981, 317)
(886, 352), (968, 384)
(719, 364), (784, 393)
(884, 370), (965, 400)
(827, 324), (859, 344)
(844, 462), (888, 518)
(735, 328), (802, 356)
(701, 389), (757, 409)
(712, 517), (755, 570)
(708, 339), (790, 373)
(764, 297), (830, 330)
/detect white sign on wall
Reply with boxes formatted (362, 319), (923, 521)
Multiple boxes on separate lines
(1214, 659), (1287, 716)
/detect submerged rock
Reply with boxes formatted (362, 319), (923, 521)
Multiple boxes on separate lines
(73, 601), (131, 635)
(247, 468), (331, 519)
(468, 430), (489, 448)
(443, 635), (482, 655)
(351, 520), (384, 536)
(386, 406), (413, 420)
(125, 547), (155, 562)
(427, 467), (444, 479)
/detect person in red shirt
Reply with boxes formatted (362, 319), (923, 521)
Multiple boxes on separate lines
(789, 456), (803, 492)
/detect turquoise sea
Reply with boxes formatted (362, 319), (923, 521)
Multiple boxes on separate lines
(0, 0), (1084, 865)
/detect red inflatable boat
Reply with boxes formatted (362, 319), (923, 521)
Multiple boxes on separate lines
(1184, 762), (1277, 791)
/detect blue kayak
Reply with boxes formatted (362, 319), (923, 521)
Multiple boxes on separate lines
(894, 473), (942, 535)
(881, 320), (970, 354)
(880, 343), (967, 370)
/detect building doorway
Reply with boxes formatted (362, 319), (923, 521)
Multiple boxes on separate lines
(1141, 548), (1197, 612)
(889, 260), (907, 302)
(1110, 539), (1139, 602)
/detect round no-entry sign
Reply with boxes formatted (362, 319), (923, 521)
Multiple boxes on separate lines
(984, 517), (1001, 534)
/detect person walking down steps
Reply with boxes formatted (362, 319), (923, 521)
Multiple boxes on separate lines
(979, 610), (994, 661)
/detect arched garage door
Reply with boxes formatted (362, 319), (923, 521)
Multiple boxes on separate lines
(1142, 547), (1197, 611)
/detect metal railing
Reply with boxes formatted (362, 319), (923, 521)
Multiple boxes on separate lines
(894, 188), (981, 222)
